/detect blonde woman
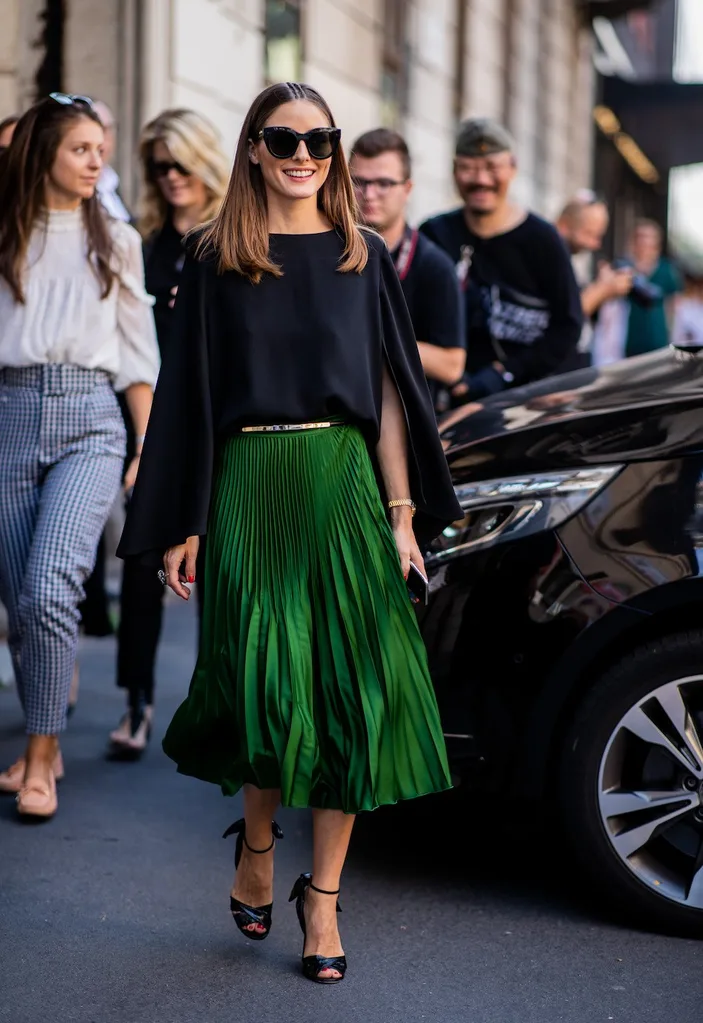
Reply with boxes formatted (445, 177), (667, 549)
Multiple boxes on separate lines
(108, 109), (229, 756)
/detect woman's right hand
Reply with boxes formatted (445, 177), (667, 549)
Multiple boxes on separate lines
(164, 535), (200, 600)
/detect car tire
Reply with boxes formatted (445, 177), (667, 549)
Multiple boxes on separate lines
(559, 630), (703, 937)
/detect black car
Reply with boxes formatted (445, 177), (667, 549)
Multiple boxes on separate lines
(422, 346), (703, 936)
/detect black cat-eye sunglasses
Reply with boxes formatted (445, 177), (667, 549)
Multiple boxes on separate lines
(255, 126), (341, 161)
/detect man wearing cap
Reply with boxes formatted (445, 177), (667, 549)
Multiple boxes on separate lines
(420, 118), (583, 402)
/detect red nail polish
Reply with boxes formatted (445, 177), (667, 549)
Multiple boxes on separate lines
(188, 576), (195, 583)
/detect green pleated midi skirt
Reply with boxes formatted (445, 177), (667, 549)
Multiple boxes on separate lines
(162, 423), (452, 813)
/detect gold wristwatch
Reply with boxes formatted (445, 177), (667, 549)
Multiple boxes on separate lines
(388, 498), (416, 517)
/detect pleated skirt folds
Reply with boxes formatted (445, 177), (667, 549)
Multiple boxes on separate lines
(162, 423), (452, 813)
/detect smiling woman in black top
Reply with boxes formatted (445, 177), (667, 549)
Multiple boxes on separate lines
(108, 109), (229, 757)
(118, 82), (460, 985)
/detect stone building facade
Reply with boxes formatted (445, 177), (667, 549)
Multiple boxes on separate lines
(1, 0), (597, 222)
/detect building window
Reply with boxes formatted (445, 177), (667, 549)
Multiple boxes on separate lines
(265, 0), (303, 84)
(381, 0), (409, 127)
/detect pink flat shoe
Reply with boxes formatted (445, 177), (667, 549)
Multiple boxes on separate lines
(0, 751), (65, 794)
(16, 772), (58, 819)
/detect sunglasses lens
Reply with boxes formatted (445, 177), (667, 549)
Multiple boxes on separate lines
(150, 160), (190, 179)
(261, 127), (340, 160)
(306, 131), (336, 159)
(265, 129), (298, 159)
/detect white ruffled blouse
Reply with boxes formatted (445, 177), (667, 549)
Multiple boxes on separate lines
(0, 207), (160, 391)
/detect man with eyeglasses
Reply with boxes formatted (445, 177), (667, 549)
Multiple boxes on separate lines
(350, 129), (465, 414)
(420, 118), (582, 404)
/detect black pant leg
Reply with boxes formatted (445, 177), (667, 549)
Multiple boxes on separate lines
(117, 558), (164, 707)
(79, 533), (113, 637)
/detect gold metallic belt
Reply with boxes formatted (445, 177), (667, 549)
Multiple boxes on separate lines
(240, 421), (334, 433)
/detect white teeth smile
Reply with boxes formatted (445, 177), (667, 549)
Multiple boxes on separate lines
(284, 170), (314, 178)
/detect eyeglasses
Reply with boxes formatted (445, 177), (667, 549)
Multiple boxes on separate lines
(455, 155), (514, 177)
(49, 92), (94, 109)
(148, 158), (192, 180)
(256, 126), (341, 161)
(352, 177), (407, 196)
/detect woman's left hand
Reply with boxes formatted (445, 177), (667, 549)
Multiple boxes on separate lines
(123, 454), (140, 492)
(393, 519), (425, 580)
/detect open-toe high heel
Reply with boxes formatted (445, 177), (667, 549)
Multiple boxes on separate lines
(289, 872), (347, 984)
(108, 700), (152, 760)
(223, 818), (283, 941)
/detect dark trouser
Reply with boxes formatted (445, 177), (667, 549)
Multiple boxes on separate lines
(116, 559), (164, 710)
(79, 534), (114, 637)
(116, 544), (205, 711)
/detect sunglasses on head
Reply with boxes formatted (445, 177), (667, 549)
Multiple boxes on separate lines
(49, 92), (94, 109)
(256, 126), (341, 161)
(148, 157), (192, 180)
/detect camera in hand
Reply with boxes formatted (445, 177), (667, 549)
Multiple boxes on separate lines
(612, 258), (663, 308)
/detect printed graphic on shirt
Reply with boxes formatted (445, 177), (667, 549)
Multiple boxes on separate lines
(486, 284), (550, 346)
(452, 242), (550, 348)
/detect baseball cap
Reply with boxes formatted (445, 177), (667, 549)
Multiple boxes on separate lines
(455, 118), (515, 158)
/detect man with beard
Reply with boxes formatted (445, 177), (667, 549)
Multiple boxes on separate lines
(420, 118), (582, 403)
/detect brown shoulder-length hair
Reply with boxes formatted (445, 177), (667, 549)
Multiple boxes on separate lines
(0, 97), (116, 304)
(199, 82), (367, 282)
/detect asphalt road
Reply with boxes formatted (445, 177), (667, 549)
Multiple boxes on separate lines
(1, 598), (701, 1023)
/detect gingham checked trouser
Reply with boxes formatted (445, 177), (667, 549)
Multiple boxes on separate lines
(0, 365), (125, 734)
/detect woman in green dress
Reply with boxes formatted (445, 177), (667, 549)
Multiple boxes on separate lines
(117, 82), (461, 985)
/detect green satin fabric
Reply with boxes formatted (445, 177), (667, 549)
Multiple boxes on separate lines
(162, 424), (452, 813)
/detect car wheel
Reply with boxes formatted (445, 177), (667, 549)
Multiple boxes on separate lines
(560, 630), (703, 936)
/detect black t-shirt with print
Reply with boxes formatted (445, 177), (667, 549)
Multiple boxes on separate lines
(390, 228), (464, 408)
(419, 209), (583, 390)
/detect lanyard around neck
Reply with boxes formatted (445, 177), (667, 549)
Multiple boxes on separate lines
(393, 224), (419, 281)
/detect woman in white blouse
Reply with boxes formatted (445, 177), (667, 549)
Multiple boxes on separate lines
(0, 94), (160, 819)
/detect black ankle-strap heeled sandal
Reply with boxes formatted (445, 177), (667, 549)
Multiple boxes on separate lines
(223, 818), (283, 942)
(289, 872), (347, 984)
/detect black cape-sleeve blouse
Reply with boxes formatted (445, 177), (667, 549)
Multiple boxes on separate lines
(117, 229), (461, 564)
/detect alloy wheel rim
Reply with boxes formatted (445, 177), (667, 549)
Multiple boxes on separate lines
(597, 674), (703, 909)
